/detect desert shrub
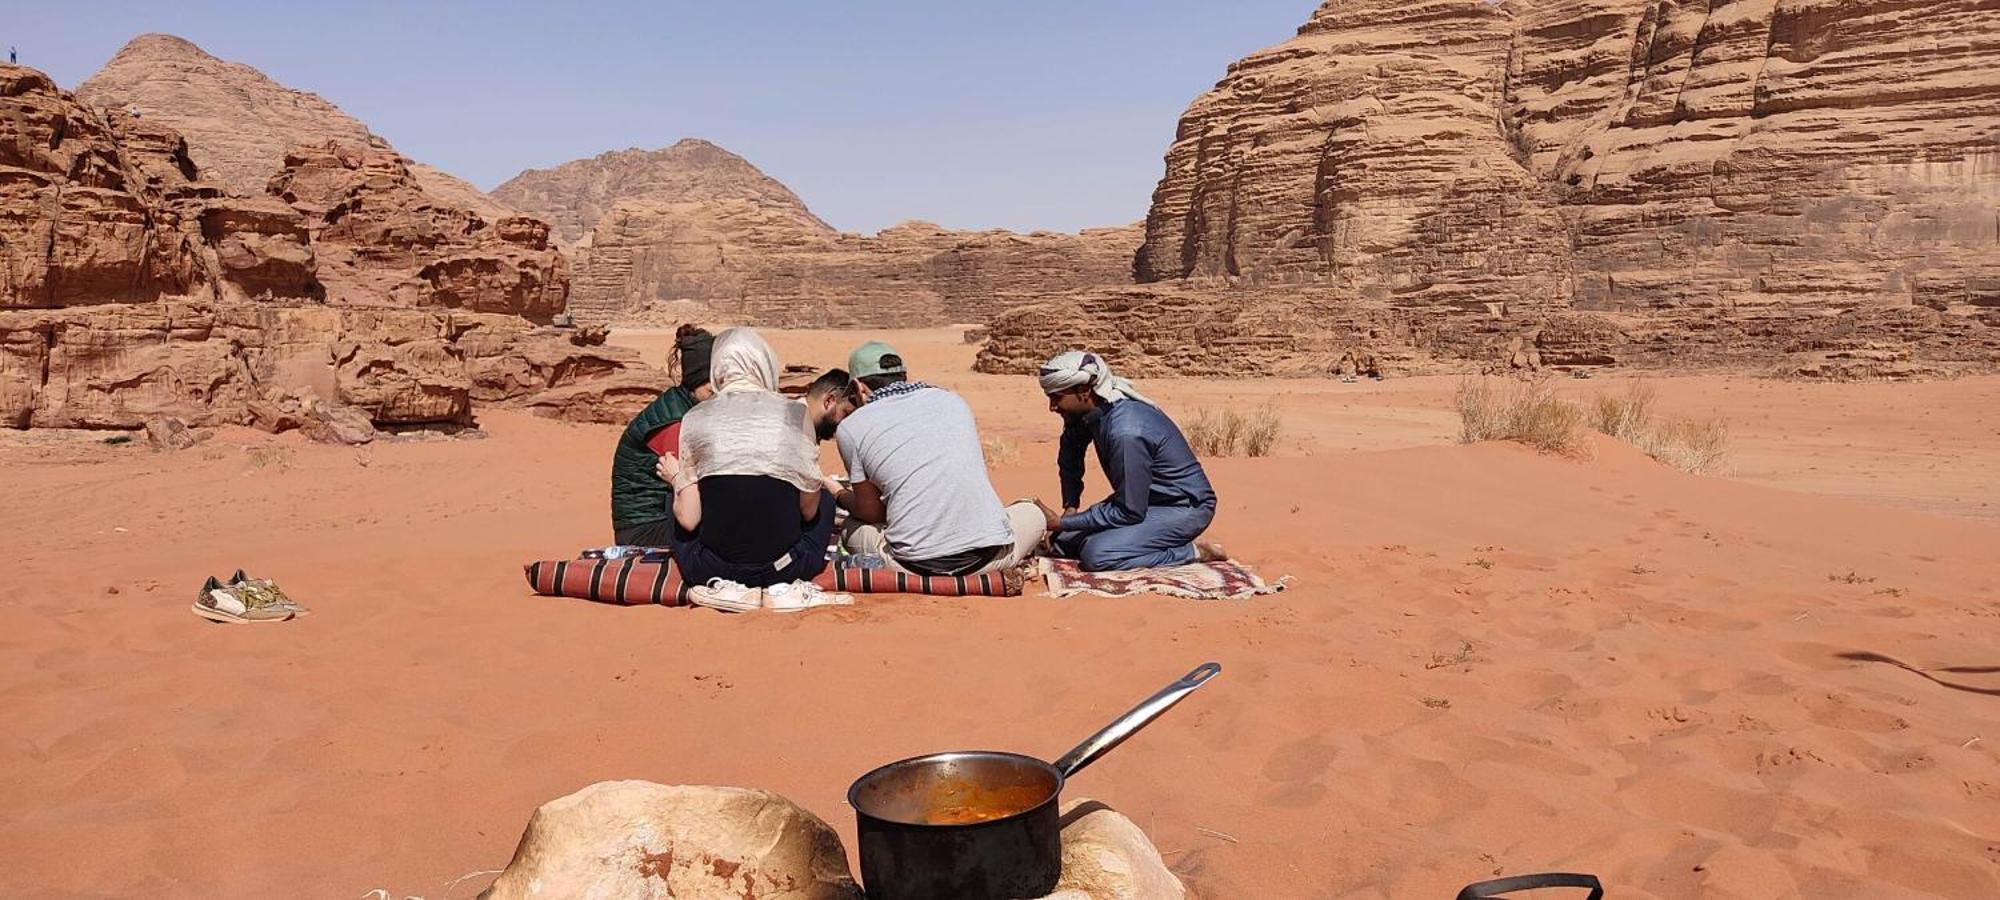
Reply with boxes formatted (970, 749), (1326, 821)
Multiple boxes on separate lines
(1591, 381), (1656, 443)
(1641, 417), (1730, 475)
(1454, 377), (1590, 456)
(981, 436), (1019, 465)
(1242, 407), (1282, 457)
(1186, 408), (1232, 457)
(1587, 380), (1730, 474)
(1186, 405), (1284, 458)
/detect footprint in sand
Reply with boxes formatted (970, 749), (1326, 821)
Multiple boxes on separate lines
(1792, 691), (1911, 733)
(1258, 733), (1337, 808)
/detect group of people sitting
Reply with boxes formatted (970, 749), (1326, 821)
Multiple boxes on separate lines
(607, 326), (1222, 611)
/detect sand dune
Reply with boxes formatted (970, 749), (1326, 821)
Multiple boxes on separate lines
(1, 330), (1996, 898)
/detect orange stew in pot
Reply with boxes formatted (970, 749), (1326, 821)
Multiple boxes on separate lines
(921, 780), (1051, 826)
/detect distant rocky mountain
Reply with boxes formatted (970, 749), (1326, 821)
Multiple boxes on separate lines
(980, 0), (2000, 380)
(76, 34), (513, 222)
(493, 140), (832, 245)
(499, 141), (1142, 326)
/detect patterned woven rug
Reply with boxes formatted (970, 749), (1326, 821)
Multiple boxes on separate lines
(1040, 558), (1292, 600)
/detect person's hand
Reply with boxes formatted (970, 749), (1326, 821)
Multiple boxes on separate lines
(1033, 498), (1063, 532)
(655, 452), (683, 484)
(1062, 507), (1078, 518)
(821, 473), (846, 497)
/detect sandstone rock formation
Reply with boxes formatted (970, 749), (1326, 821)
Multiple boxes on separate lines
(575, 208), (1142, 326)
(270, 142), (567, 320)
(986, 0), (2000, 378)
(76, 34), (513, 221)
(493, 139), (832, 245)
(497, 141), (1142, 326)
(1, 62), (662, 430)
(478, 781), (862, 900)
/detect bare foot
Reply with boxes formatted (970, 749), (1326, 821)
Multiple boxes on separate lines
(1195, 541), (1228, 562)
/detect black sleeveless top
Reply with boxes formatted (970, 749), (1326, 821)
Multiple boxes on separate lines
(697, 475), (805, 564)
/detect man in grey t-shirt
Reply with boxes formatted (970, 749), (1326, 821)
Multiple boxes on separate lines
(810, 342), (1044, 576)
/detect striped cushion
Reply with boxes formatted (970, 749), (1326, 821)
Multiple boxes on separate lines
(524, 558), (689, 606)
(815, 566), (1022, 596)
(523, 558), (1025, 604)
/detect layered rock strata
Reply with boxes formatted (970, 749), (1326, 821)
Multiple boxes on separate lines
(988, 0), (2000, 377)
(976, 286), (2000, 379)
(573, 210), (1142, 326)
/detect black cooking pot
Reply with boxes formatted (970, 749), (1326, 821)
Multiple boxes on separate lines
(848, 662), (1220, 900)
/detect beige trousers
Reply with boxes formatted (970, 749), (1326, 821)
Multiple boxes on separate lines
(843, 501), (1047, 576)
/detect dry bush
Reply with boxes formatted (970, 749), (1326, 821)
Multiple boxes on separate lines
(1186, 408), (1234, 457)
(245, 445), (296, 470)
(1242, 407), (1282, 457)
(1187, 406), (1284, 458)
(1644, 418), (1730, 475)
(1454, 377), (1590, 456)
(1588, 381), (1730, 474)
(981, 436), (1019, 466)
(1591, 381), (1657, 443)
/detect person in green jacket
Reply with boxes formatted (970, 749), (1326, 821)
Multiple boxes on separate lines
(609, 326), (716, 546)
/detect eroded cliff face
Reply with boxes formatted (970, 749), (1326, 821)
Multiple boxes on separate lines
(496, 140), (1141, 327)
(984, 0), (2000, 377)
(0, 64), (656, 430)
(570, 205), (1142, 327)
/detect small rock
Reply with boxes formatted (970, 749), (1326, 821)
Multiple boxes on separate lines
(300, 404), (376, 446)
(143, 416), (211, 452)
(246, 397), (307, 434)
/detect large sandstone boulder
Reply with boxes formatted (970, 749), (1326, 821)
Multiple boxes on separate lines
(478, 781), (862, 900)
(196, 198), (318, 300)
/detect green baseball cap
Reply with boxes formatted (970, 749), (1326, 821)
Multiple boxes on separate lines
(848, 340), (907, 379)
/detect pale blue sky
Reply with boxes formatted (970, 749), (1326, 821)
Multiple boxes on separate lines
(9, 1), (1314, 233)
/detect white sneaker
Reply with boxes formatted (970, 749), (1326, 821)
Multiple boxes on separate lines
(762, 581), (854, 613)
(688, 578), (762, 613)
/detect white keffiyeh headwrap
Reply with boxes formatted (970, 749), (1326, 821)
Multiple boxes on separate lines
(1037, 350), (1153, 406)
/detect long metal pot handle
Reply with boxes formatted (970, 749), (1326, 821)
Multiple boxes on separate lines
(1051, 662), (1221, 779)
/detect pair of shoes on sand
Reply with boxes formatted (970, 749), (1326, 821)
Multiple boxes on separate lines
(688, 578), (853, 613)
(193, 570), (308, 624)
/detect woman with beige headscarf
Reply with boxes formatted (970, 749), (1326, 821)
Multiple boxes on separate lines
(655, 327), (848, 611)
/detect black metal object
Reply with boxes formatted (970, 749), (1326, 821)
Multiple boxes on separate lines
(851, 751), (1064, 900)
(848, 663), (1221, 899)
(1456, 872), (1605, 900)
